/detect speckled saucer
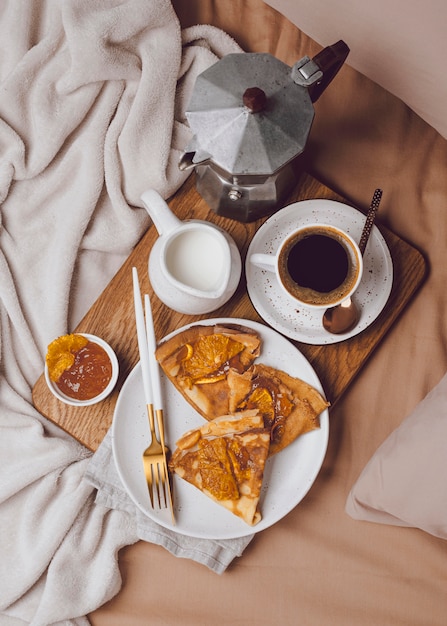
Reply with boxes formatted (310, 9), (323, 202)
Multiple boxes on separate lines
(246, 199), (393, 345)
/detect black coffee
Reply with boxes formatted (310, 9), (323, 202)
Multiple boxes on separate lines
(278, 226), (359, 306)
(287, 233), (349, 292)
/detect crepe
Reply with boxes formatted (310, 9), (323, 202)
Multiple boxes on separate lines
(236, 363), (329, 455)
(155, 323), (261, 418)
(168, 410), (270, 525)
(157, 324), (328, 455)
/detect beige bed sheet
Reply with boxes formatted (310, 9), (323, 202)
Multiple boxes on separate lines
(90, 2), (447, 624)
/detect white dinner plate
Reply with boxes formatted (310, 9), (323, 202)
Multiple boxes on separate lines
(246, 199), (393, 344)
(112, 318), (329, 539)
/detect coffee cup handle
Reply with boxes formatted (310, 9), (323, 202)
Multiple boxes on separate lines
(249, 252), (276, 272)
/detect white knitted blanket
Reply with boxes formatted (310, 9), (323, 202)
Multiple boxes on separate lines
(0, 2), (243, 624)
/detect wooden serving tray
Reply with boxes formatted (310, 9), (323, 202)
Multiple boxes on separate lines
(32, 172), (426, 451)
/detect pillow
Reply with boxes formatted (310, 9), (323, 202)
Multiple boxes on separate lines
(346, 371), (447, 539)
(264, 0), (447, 140)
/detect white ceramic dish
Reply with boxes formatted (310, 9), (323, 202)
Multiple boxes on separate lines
(112, 318), (329, 540)
(44, 333), (119, 407)
(246, 199), (393, 345)
(142, 189), (242, 315)
(148, 225), (242, 315)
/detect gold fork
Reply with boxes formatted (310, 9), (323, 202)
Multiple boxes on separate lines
(142, 403), (169, 509)
(132, 267), (175, 522)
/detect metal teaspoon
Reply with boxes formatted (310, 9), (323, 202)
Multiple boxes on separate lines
(322, 188), (383, 335)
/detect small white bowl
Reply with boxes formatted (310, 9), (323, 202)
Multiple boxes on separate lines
(44, 333), (119, 407)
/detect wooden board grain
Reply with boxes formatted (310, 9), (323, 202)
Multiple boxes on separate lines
(32, 172), (426, 451)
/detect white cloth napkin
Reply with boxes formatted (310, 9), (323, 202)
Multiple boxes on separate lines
(0, 1), (243, 623)
(85, 430), (254, 573)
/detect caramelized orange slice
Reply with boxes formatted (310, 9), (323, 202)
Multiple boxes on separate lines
(246, 386), (275, 422)
(194, 373), (227, 385)
(177, 343), (194, 362)
(198, 437), (239, 500)
(46, 334), (88, 382)
(181, 334), (245, 381)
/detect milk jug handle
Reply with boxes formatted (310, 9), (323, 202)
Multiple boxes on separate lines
(140, 189), (181, 236)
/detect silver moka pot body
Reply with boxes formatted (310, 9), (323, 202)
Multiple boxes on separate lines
(179, 41), (349, 222)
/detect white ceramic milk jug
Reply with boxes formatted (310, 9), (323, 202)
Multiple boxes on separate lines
(141, 189), (242, 315)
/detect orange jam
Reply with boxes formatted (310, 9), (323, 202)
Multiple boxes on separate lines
(54, 339), (112, 401)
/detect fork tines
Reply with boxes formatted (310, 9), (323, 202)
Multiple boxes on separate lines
(145, 457), (168, 509)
